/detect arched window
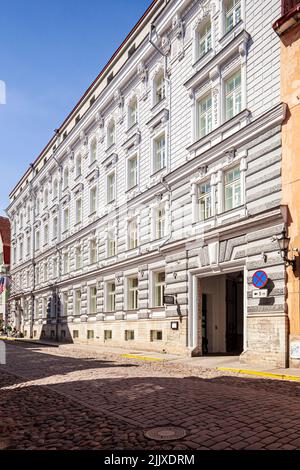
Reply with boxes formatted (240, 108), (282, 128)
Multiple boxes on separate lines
(196, 18), (211, 60)
(75, 154), (82, 177)
(63, 168), (69, 189)
(90, 139), (97, 164)
(107, 120), (116, 148)
(53, 178), (58, 199)
(128, 96), (138, 128)
(154, 71), (165, 105)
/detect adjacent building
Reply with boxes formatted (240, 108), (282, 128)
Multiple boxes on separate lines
(7, 0), (291, 367)
(0, 217), (10, 328)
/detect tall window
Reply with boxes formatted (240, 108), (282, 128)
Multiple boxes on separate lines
(107, 120), (116, 148)
(90, 187), (97, 214)
(53, 179), (58, 199)
(76, 198), (82, 224)
(107, 172), (115, 203)
(63, 252), (69, 274)
(63, 168), (69, 189)
(90, 239), (97, 264)
(127, 154), (138, 189)
(197, 20), (211, 59)
(224, 166), (241, 211)
(197, 95), (212, 139)
(53, 217), (58, 239)
(127, 277), (138, 310)
(154, 271), (165, 307)
(63, 293), (68, 316)
(198, 181), (212, 221)
(154, 72), (165, 105)
(128, 96), (138, 127)
(225, 71), (242, 120)
(19, 242), (23, 261)
(75, 155), (82, 178)
(26, 235), (31, 255)
(128, 219), (138, 250)
(27, 204), (31, 221)
(90, 139), (97, 164)
(53, 257), (58, 278)
(225, 0), (241, 33)
(36, 266), (40, 285)
(44, 263), (48, 282)
(75, 246), (83, 270)
(107, 282), (116, 312)
(156, 204), (166, 239)
(63, 207), (69, 232)
(36, 231), (40, 251)
(20, 212), (23, 228)
(44, 224), (49, 245)
(75, 289), (81, 315)
(153, 133), (166, 173)
(44, 189), (48, 208)
(107, 230), (116, 257)
(35, 198), (40, 215)
(89, 286), (97, 314)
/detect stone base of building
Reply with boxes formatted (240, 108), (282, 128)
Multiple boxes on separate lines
(289, 335), (300, 368)
(27, 317), (188, 356)
(240, 314), (289, 368)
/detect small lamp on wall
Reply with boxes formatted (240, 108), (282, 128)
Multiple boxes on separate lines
(277, 228), (297, 272)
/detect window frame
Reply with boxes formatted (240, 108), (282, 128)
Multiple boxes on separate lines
(107, 171), (116, 204)
(224, 165), (241, 212)
(106, 281), (116, 312)
(152, 131), (166, 174)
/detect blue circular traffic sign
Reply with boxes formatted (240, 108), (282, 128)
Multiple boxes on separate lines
(252, 270), (268, 289)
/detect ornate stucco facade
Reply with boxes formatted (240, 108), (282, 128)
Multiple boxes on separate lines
(7, 0), (291, 367)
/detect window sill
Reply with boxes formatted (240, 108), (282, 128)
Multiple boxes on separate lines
(125, 184), (138, 194)
(151, 97), (166, 113)
(219, 20), (244, 46)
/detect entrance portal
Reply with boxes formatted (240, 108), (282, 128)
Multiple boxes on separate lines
(200, 271), (244, 355)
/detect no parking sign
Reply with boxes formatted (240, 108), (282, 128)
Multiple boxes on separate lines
(252, 270), (268, 289)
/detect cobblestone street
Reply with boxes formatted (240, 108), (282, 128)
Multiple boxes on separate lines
(1, 342), (300, 450)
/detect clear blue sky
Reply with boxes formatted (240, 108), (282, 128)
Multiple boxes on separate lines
(0, 0), (152, 216)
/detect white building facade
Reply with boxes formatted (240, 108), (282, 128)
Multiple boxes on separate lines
(7, 0), (288, 366)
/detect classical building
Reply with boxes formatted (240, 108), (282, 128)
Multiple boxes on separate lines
(273, 0), (300, 367)
(0, 217), (10, 327)
(7, 0), (290, 366)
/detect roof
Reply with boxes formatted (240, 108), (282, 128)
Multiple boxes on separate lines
(0, 217), (11, 265)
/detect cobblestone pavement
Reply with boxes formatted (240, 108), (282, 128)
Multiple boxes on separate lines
(1, 342), (300, 450)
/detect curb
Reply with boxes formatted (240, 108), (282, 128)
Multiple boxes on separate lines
(217, 367), (300, 382)
(121, 354), (165, 362)
(0, 338), (59, 348)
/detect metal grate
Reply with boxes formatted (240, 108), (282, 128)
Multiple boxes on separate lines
(144, 427), (187, 441)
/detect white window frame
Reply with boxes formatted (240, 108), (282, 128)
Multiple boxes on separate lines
(76, 197), (82, 224)
(44, 224), (49, 245)
(107, 171), (116, 204)
(53, 179), (58, 200)
(89, 285), (97, 314)
(224, 165), (241, 211)
(198, 180), (212, 221)
(74, 289), (82, 316)
(225, 0), (242, 34)
(90, 238), (97, 264)
(63, 168), (69, 189)
(155, 203), (166, 239)
(107, 120), (116, 148)
(89, 186), (97, 214)
(224, 69), (242, 121)
(90, 139), (97, 164)
(196, 93), (213, 140)
(128, 96), (138, 128)
(127, 276), (139, 310)
(127, 153), (138, 190)
(75, 246), (83, 270)
(63, 252), (69, 274)
(195, 19), (212, 61)
(53, 216), (58, 239)
(152, 131), (166, 174)
(153, 71), (165, 106)
(152, 270), (166, 308)
(62, 292), (68, 316)
(75, 154), (82, 178)
(127, 218), (138, 250)
(63, 207), (69, 232)
(106, 281), (116, 312)
(107, 229), (117, 258)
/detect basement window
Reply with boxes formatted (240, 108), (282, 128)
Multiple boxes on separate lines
(150, 330), (163, 341)
(104, 330), (112, 340)
(73, 330), (79, 339)
(125, 330), (135, 341)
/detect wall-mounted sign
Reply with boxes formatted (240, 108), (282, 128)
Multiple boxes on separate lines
(252, 270), (268, 289)
(290, 341), (300, 360)
(252, 289), (268, 299)
(171, 321), (179, 330)
(164, 295), (175, 305)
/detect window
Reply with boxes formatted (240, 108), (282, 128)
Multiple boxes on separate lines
(44, 263), (48, 282)
(90, 139), (97, 164)
(150, 330), (163, 341)
(36, 198), (40, 215)
(156, 204), (166, 239)
(75, 155), (82, 178)
(128, 219), (138, 250)
(73, 330), (79, 339)
(75, 246), (83, 270)
(36, 231), (40, 251)
(125, 330), (135, 341)
(19, 242), (23, 261)
(63, 293), (68, 316)
(127, 277), (138, 310)
(75, 290), (81, 315)
(63, 168), (69, 189)
(53, 179), (58, 199)
(53, 257), (58, 278)
(197, 95), (212, 139)
(107, 230), (116, 257)
(128, 96), (138, 127)
(225, 0), (241, 33)
(104, 330), (112, 340)
(154, 72), (165, 105)
(225, 71), (242, 120)
(44, 189), (48, 208)
(90, 187), (97, 214)
(224, 166), (241, 210)
(89, 286), (97, 314)
(197, 20), (211, 59)
(63, 252), (69, 274)
(153, 133), (166, 173)
(44, 224), (49, 245)
(154, 271), (165, 307)
(107, 282), (116, 312)
(198, 181), (212, 221)
(107, 120), (116, 148)
(20, 212), (23, 228)
(53, 217), (58, 239)
(76, 198), (82, 224)
(27, 205), (31, 221)
(63, 207), (69, 232)
(36, 266), (40, 285)
(127, 154), (138, 189)
(107, 172), (115, 203)
(87, 330), (94, 340)
(90, 239), (97, 264)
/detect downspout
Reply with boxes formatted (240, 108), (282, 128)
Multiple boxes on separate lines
(29, 165), (35, 339)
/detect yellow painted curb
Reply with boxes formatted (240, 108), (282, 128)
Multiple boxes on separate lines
(217, 367), (300, 382)
(121, 354), (164, 362)
(0, 337), (15, 341)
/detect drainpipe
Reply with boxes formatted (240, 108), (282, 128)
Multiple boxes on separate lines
(29, 165), (35, 339)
